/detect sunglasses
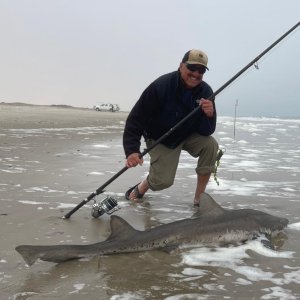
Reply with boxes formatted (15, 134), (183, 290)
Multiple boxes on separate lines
(185, 63), (206, 74)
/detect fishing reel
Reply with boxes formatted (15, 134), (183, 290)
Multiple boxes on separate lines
(91, 196), (120, 218)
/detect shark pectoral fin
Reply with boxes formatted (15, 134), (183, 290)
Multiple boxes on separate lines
(261, 238), (275, 250)
(107, 215), (138, 241)
(161, 245), (179, 253)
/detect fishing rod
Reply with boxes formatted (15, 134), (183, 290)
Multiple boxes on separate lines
(63, 21), (299, 219)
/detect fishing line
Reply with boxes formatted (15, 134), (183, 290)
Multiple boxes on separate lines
(211, 24), (299, 184)
(217, 31), (297, 95)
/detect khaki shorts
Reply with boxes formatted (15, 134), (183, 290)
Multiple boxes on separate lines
(146, 134), (218, 191)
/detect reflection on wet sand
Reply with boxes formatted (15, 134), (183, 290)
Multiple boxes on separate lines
(1, 105), (300, 299)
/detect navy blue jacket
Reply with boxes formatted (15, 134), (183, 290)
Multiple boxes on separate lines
(123, 70), (216, 157)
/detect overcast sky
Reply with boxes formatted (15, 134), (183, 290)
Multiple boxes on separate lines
(0, 0), (299, 117)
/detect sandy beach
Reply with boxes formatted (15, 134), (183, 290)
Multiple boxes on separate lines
(1, 103), (299, 299)
(0, 103), (128, 129)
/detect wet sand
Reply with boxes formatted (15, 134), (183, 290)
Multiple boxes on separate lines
(0, 104), (134, 299)
(1, 104), (299, 299)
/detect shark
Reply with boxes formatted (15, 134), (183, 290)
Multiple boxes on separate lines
(15, 193), (288, 266)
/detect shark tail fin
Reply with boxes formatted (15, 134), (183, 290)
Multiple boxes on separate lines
(15, 245), (40, 266)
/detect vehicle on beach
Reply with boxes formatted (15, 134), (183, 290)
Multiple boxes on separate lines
(93, 103), (120, 112)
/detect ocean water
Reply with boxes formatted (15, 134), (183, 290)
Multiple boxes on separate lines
(0, 116), (300, 299)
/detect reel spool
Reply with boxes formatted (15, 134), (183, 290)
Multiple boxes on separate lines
(91, 196), (120, 218)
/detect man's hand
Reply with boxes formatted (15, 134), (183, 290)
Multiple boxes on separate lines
(199, 98), (214, 118)
(126, 153), (143, 168)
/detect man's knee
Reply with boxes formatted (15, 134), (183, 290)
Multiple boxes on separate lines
(195, 137), (219, 175)
(184, 135), (218, 157)
(198, 136), (218, 159)
(205, 136), (218, 152)
(147, 176), (174, 191)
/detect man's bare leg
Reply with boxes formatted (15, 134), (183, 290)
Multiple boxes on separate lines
(194, 173), (211, 206)
(129, 174), (211, 203)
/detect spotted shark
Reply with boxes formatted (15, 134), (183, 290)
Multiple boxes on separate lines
(15, 193), (288, 266)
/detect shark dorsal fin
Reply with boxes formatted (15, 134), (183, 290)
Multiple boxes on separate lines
(196, 193), (225, 217)
(107, 215), (138, 241)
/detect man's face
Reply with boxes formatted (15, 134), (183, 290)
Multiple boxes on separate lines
(179, 63), (206, 89)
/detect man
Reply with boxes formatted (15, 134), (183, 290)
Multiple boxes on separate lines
(123, 49), (218, 206)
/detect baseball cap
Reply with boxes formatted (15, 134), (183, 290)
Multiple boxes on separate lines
(182, 49), (209, 70)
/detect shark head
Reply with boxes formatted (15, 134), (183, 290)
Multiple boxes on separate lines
(193, 193), (288, 238)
